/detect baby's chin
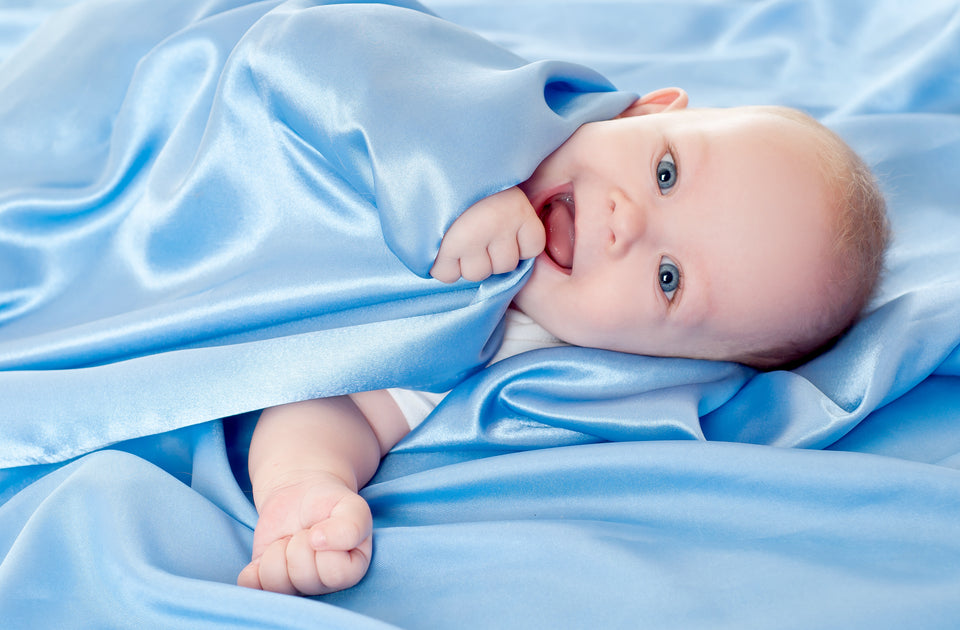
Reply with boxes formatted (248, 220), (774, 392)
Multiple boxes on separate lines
(511, 264), (559, 330)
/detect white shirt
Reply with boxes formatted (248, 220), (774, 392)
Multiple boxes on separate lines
(387, 309), (566, 429)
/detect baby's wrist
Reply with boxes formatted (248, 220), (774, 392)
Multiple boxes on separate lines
(251, 467), (356, 510)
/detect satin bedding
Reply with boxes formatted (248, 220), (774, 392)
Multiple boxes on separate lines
(2, 1), (959, 628)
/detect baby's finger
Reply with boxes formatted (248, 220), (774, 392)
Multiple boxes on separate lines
(285, 530), (326, 595)
(256, 538), (298, 596)
(487, 236), (521, 276)
(309, 492), (373, 551)
(311, 543), (372, 593)
(516, 214), (546, 260)
(237, 561), (263, 590)
(430, 253), (462, 284)
(458, 252), (493, 283)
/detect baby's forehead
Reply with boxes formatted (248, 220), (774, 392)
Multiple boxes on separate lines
(684, 119), (839, 313)
(664, 106), (820, 142)
(687, 109), (833, 191)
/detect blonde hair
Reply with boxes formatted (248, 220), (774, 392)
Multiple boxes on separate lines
(736, 106), (890, 370)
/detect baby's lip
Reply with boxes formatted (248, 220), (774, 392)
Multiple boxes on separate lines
(537, 188), (576, 272)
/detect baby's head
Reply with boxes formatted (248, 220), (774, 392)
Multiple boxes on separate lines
(513, 88), (889, 369)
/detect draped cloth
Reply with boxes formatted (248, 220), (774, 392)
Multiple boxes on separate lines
(0, 0), (633, 466)
(2, 1), (960, 628)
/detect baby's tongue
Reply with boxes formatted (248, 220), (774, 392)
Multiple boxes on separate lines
(541, 195), (575, 269)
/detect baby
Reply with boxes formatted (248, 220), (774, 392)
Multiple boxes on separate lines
(236, 87), (889, 595)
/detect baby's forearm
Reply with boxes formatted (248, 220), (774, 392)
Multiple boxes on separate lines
(248, 395), (399, 506)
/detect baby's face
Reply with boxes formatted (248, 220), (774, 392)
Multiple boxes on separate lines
(513, 99), (837, 361)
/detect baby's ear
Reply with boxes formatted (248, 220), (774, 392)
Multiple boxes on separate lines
(617, 87), (689, 117)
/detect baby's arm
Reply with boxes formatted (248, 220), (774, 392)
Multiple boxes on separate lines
(237, 391), (408, 595)
(430, 186), (545, 284)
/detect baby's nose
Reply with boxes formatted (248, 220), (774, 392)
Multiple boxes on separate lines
(608, 189), (647, 254)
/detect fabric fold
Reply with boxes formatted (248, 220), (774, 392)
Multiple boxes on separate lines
(0, 0), (633, 465)
(2, 1), (960, 628)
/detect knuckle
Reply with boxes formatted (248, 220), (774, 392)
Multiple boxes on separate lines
(459, 254), (491, 280)
(490, 249), (520, 274)
(518, 225), (546, 257)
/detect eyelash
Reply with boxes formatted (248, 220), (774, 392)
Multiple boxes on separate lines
(655, 146), (680, 303)
(658, 255), (681, 303)
(655, 149), (678, 195)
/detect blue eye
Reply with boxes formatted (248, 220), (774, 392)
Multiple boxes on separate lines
(656, 152), (677, 194)
(658, 256), (680, 301)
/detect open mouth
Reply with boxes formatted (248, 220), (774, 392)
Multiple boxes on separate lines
(538, 192), (576, 271)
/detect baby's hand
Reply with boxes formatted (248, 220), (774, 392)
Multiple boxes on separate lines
(237, 472), (372, 596)
(430, 186), (545, 283)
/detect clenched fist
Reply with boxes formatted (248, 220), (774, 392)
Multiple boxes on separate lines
(430, 186), (545, 283)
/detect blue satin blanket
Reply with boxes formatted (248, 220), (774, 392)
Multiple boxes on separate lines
(2, 1), (960, 628)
